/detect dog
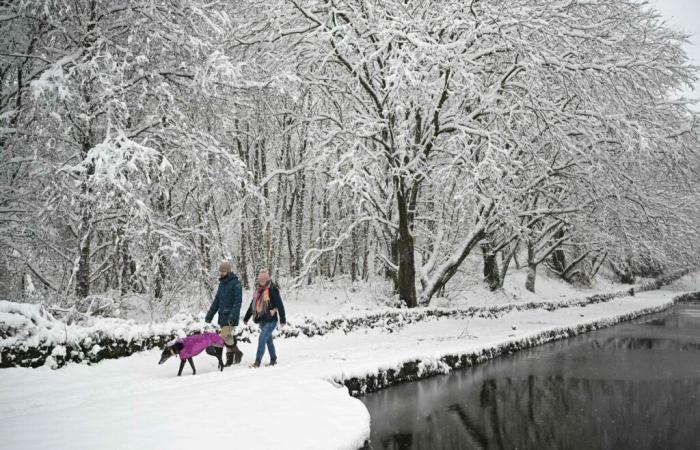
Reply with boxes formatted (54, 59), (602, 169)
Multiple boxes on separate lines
(158, 332), (226, 376)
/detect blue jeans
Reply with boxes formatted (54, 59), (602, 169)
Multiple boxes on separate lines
(255, 321), (277, 364)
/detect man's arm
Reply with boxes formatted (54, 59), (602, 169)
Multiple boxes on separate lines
(228, 278), (243, 326)
(243, 299), (253, 324)
(205, 293), (219, 324)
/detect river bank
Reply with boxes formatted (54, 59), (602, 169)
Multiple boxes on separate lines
(361, 302), (700, 449)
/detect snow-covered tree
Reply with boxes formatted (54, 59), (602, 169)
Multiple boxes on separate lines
(229, 0), (698, 305)
(1, 0), (698, 312)
(1, 1), (249, 303)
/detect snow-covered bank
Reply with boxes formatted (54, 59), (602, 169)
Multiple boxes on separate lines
(341, 290), (700, 395)
(1, 269), (691, 369)
(1, 273), (698, 450)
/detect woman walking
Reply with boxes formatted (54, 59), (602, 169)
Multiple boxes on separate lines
(243, 269), (286, 367)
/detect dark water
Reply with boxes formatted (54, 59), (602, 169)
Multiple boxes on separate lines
(361, 304), (700, 450)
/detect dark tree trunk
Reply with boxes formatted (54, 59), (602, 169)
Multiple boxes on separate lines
(75, 218), (91, 298)
(154, 254), (166, 299)
(362, 223), (370, 281)
(550, 229), (567, 275)
(75, 0), (99, 300)
(388, 236), (399, 291)
(350, 226), (358, 282)
(497, 241), (519, 289)
(119, 234), (131, 295)
(235, 122), (251, 290)
(75, 138), (95, 299)
(238, 223), (250, 289)
(396, 189), (417, 308)
(306, 176), (316, 285)
(320, 193), (330, 278)
(199, 234), (210, 273)
(481, 239), (500, 291)
(526, 240), (537, 293)
(294, 142), (307, 278)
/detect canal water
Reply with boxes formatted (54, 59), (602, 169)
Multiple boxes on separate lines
(361, 304), (700, 450)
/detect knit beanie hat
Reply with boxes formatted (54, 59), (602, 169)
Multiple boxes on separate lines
(257, 269), (271, 286)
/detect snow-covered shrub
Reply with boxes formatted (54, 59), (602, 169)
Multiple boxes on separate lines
(0, 300), (218, 368)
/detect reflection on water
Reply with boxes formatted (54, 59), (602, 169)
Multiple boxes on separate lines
(362, 305), (700, 450)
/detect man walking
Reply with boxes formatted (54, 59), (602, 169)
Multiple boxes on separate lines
(205, 260), (243, 366)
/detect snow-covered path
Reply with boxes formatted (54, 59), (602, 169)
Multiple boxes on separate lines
(1, 280), (698, 450)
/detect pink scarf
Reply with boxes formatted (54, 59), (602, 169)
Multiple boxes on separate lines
(253, 284), (270, 318)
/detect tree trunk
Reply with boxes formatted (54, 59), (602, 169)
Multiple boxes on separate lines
(306, 175), (316, 285)
(481, 239), (500, 291)
(154, 254), (166, 299)
(294, 143), (307, 278)
(238, 223), (250, 289)
(320, 192), (330, 278)
(388, 235), (399, 291)
(75, 138), (95, 299)
(75, 215), (91, 298)
(526, 240), (537, 293)
(418, 226), (485, 304)
(119, 233), (131, 295)
(550, 229), (567, 275)
(350, 225), (358, 282)
(74, 0), (99, 300)
(362, 223), (370, 281)
(497, 241), (519, 289)
(396, 189), (417, 308)
(199, 234), (210, 273)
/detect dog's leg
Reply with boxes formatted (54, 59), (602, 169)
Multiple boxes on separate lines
(224, 344), (234, 367)
(178, 359), (186, 376)
(216, 347), (224, 371)
(188, 358), (196, 375)
(206, 346), (224, 371)
(232, 335), (243, 364)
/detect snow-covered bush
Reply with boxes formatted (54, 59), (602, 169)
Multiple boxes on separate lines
(0, 301), (218, 369)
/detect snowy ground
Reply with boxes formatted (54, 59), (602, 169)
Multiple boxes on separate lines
(1, 273), (698, 450)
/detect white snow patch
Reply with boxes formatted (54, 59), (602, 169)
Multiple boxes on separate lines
(0, 359), (369, 450)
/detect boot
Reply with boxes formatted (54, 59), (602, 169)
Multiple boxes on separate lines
(250, 361), (260, 368)
(225, 351), (235, 367)
(233, 347), (243, 365)
(231, 337), (243, 365)
(224, 344), (236, 367)
(266, 358), (277, 367)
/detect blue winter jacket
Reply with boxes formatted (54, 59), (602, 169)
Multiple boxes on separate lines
(205, 273), (243, 327)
